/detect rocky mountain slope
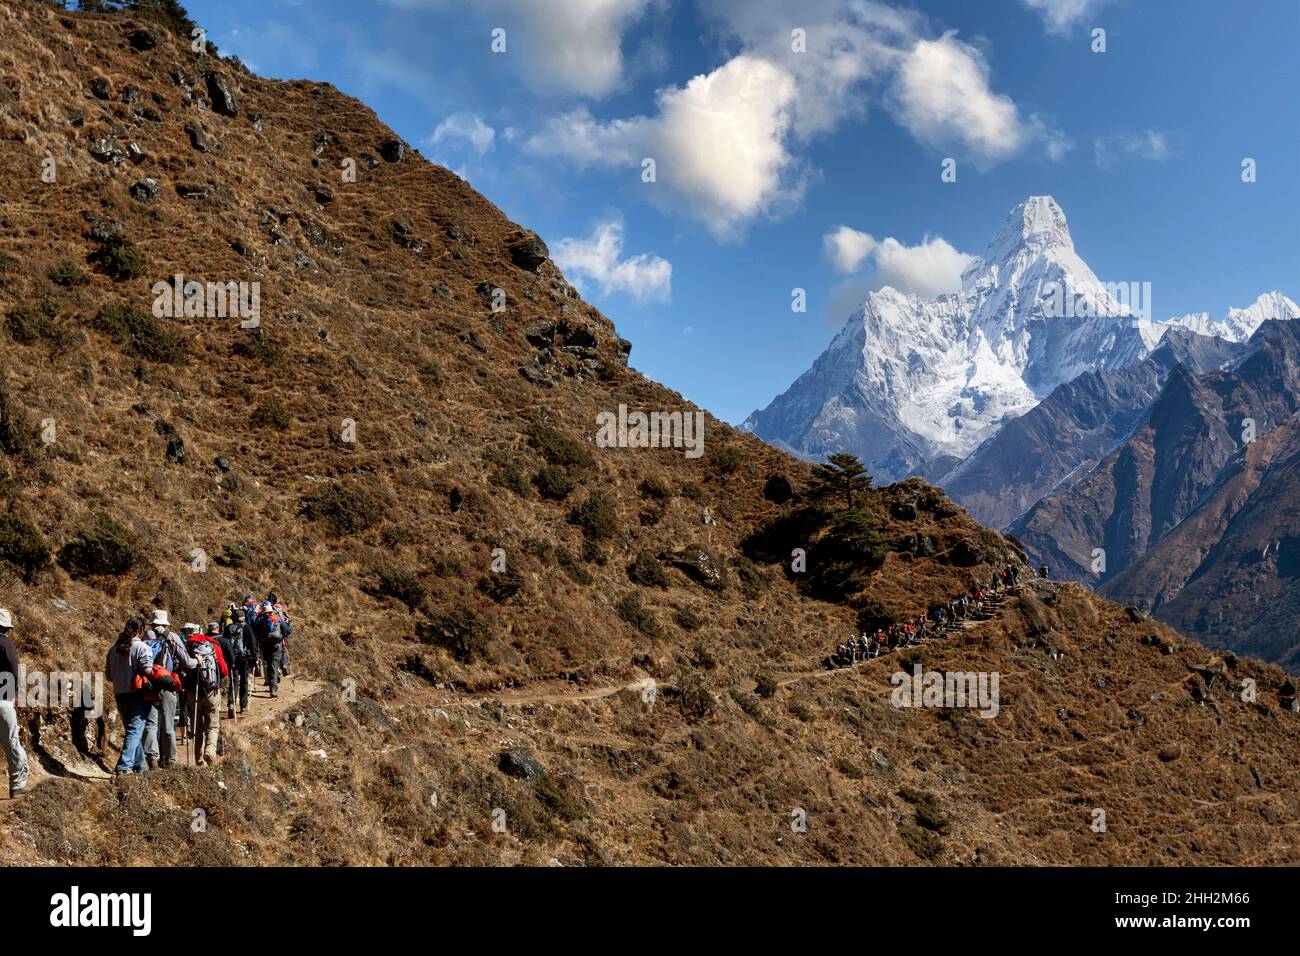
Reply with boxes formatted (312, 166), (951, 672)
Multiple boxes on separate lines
(1099, 418), (1300, 671)
(1008, 321), (1300, 662)
(0, 2), (1297, 865)
(941, 328), (1245, 531)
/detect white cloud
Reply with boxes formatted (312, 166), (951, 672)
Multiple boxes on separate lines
(525, 2), (1057, 234)
(824, 225), (878, 274)
(824, 227), (975, 298)
(1019, 0), (1106, 34)
(698, 0), (916, 140)
(873, 235), (976, 298)
(429, 112), (496, 154)
(1094, 129), (1169, 167)
(477, 0), (654, 98)
(552, 218), (672, 303)
(526, 55), (801, 239)
(889, 32), (1025, 163)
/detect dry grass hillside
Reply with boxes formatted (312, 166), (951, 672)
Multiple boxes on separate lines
(0, 1), (1297, 865)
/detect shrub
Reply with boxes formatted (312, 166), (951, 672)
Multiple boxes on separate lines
(754, 673), (778, 699)
(89, 303), (185, 363)
(527, 423), (592, 472)
(416, 604), (492, 662)
(232, 333), (283, 363)
(7, 296), (76, 351)
(533, 464), (576, 501)
(300, 482), (384, 534)
(487, 450), (531, 497)
(369, 563), (425, 610)
(90, 235), (149, 280)
(215, 541), (251, 568)
(673, 672), (717, 720)
(478, 568), (523, 603)
(48, 261), (89, 287)
(674, 606), (703, 632)
(899, 788), (952, 834)
(0, 513), (52, 582)
(58, 513), (140, 577)
(250, 398), (290, 430)
(615, 592), (663, 640)
(556, 548), (592, 585)
(627, 550), (668, 588)
(0, 385), (38, 461)
(712, 445), (743, 475)
(679, 482), (703, 501)
(571, 491), (617, 540)
(638, 475), (672, 500)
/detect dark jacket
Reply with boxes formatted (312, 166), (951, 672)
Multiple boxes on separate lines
(0, 629), (20, 700)
(224, 620), (254, 661)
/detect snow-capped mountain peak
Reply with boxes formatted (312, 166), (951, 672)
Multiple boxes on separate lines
(743, 197), (1296, 483)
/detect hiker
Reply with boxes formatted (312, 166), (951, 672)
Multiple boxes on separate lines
(0, 609), (30, 797)
(142, 610), (196, 769)
(104, 618), (155, 776)
(176, 623), (201, 742)
(267, 594), (292, 676)
(186, 624), (229, 766)
(252, 603), (283, 694)
(223, 609), (253, 717)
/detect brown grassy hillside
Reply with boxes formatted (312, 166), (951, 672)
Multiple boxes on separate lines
(0, 1), (1297, 865)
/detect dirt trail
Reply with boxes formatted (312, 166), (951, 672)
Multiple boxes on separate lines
(3, 672), (327, 801)
(437, 594), (1018, 709)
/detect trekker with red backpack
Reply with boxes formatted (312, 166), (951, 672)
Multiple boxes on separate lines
(186, 624), (229, 766)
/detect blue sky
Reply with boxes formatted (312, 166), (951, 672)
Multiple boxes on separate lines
(188, 0), (1300, 424)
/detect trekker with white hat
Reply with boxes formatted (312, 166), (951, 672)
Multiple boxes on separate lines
(0, 608), (30, 797)
(142, 609), (196, 768)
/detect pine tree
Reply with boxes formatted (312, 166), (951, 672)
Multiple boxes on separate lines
(812, 453), (871, 509)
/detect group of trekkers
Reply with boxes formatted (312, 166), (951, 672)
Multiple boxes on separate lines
(829, 562), (1037, 669)
(104, 593), (293, 775)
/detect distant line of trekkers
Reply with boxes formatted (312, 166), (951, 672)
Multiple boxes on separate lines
(829, 563), (1043, 668)
(105, 594), (293, 774)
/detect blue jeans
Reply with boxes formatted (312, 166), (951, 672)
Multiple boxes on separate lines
(114, 693), (150, 774)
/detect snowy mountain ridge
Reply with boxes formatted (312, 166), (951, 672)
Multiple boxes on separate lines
(743, 196), (1297, 481)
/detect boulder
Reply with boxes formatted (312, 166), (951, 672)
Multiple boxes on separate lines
(204, 71), (240, 116)
(128, 28), (160, 51)
(379, 138), (405, 162)
(762, 472), (797, 504)
(90, 77), (111, 100)
(523, 319), (556, 347)
(562, 324), (598, 349)
(890, 499), (919, 520)
(89, 137), (124, 164)
(1124, 606), (1148, 623)
(498, 747), (546, 781)
(184, 121), (209, 152)
(129, 178), (160, 203)
(508, 233), (549, 272)
(948, 538), (989, 567)
(662, 546), (727, 591)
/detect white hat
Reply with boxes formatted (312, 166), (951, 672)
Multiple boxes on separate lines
(182, 622), (200, 635)
(151, 609), (170, 627)
(0, 608), (11, 629)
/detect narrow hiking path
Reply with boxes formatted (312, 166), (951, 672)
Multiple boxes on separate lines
(436, 592), (1021, 710)
(1, 672), (327, 801)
